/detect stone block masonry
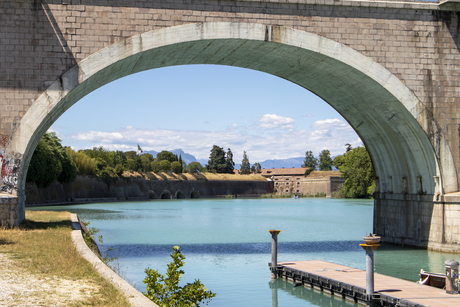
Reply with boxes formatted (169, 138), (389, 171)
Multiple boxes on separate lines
(2, 0), (460, 252)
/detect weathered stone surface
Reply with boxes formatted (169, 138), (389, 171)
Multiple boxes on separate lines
(24, 175), (274, 205)
(1, 0), (460, 251)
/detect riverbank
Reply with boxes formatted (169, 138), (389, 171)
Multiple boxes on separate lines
(0, 211), (130, 306)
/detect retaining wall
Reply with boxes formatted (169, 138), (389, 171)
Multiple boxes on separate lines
(25, 175), (274, 205)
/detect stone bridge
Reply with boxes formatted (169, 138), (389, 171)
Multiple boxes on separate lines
(1, 0), (460, 251)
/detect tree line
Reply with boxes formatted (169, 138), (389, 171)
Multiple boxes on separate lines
(26, 133), (261, 188)
(301, 145), (375, 198)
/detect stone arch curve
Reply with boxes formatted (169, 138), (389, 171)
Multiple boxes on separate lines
(160, 190), (172, 199)
(175, 190), (186, 199)
(9, 22), (457, 222)
(190, 190), (200, 199)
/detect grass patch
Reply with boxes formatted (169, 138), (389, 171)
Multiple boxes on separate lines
(0, 210), (130, 306)
(122, 171), (267, 181)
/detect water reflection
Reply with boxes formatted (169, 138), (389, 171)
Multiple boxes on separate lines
(375, 244), (458, 281)
(269, 278), (358, 307)
(29, 198), (459, 306)
(107, 240), (364, 257)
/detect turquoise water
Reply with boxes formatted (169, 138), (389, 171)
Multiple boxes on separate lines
(31, 198), (459, 306)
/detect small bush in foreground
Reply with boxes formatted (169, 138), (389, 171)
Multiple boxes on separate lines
(143, 246), (215, 306)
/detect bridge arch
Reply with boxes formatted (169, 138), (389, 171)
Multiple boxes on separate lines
(9, 22), (457, 222)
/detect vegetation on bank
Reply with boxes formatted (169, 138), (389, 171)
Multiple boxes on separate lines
(332, 146), (375, 198)
(26, 133), (265, 188)
(0, 210), (129, 306)
(302, 145), (375, 199)
(143, 246), (215, 306)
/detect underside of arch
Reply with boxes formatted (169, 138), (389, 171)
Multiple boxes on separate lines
(175, 190), (186, 199)
(160, 190), (172, 199)
(10, 22), (457, 205)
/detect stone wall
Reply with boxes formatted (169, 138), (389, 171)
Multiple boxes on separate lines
(2, 0), (460, 251)
(0, 195), (18, 227)
(25, 175), (274, 205)
(273, 175), (344, 197)
(374, 193), (460, 252)
(2, 1), (460, 187)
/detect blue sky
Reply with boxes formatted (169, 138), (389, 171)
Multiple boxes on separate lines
(51, 64), (361, 163)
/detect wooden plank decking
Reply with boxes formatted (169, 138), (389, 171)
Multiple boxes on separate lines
(274, 260), (460, 307)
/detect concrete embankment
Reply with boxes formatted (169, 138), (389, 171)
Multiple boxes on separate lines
(25, 174), (273, 206)
(70, 213), (157, 307)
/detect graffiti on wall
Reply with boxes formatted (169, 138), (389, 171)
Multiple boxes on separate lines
(0, 150), (22, 194)
(0, 134), (9, 148)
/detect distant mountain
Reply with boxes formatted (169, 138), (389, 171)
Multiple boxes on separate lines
(143, 149), (198, 165)
(143, 149), (311, 169)
(259, 157), (304, 169)
(143, 150), (159, 158)
(169, 149), (199, 165)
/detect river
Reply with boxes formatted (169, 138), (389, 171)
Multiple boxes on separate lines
(30, 198), (458, 306)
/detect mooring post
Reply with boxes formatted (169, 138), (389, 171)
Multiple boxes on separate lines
(360, 240), (379, 297)
(268, 229), (281, 278)
(365, 245), (375, 294)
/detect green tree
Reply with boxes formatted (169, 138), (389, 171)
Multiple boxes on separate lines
(332, 154), (345, 170)
(143, 246), (215, 307)
(338, 146), (375, 198)
(179, 154), (184, 173)
(251, 162), (261, 174)
(83, 146), (113, 166)
(112, 150), (127, 167)
(302, 151), (318, 169)
(114, 163), (125, 176)
(95, 158), (107, 171)
(186, 162), (203, 174)
(206, 145), (228, 173)
(240, 151), (250, 175)
(160, 160), (171, 172)
(74, 151), (96, 175)
(124, 150), (138, 160)
(151, 160), (161, 173)
(318, 149), (333, 171)
(157, 151), (178, 163)
(225, 148), (235, 173)
(26, 132), (77, 187)
(140, 153), (154, 172)
(58, 150), (77, 183)
(171, 161), (182, 173)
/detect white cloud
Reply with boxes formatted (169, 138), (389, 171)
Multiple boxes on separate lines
(257, 114), (295, 130)
(59, 118), (360, 163)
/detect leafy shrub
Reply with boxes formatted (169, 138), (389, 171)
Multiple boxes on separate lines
(143, 246), (215, 307)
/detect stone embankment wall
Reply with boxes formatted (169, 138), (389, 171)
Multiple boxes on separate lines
(25, 175), (274, 206)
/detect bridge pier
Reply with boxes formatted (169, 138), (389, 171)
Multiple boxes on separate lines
(374, 193), (460, 253)
(0, 195), (20, 227)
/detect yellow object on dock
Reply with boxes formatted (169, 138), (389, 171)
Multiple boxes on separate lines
(273, 260), (460, 307)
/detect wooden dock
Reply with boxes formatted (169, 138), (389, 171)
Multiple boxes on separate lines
(271, 260), (460, 307)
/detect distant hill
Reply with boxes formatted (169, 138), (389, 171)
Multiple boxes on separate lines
(143, 149), (315, 169)
(259, 157), (304, 169)
(143, 149), (198, 165)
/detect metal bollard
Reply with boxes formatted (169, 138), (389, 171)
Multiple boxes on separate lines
(360, 238), (380, 296)
(445, 259), (459, 294)
(268, 229), (281, 278)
